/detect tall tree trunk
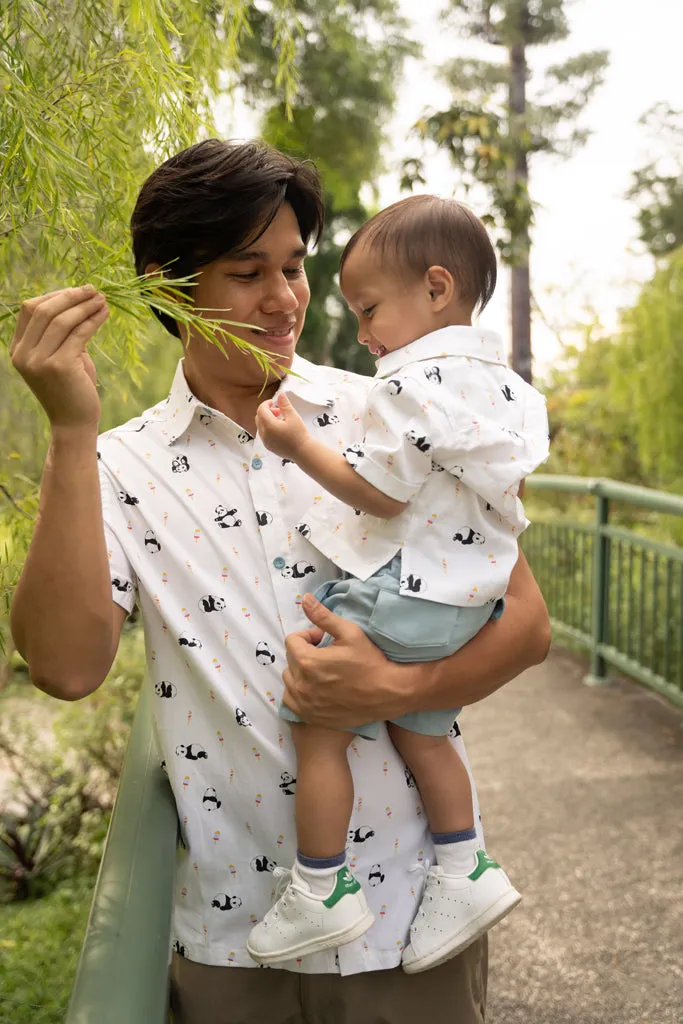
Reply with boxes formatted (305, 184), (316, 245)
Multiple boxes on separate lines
(508, 37), (532, 383)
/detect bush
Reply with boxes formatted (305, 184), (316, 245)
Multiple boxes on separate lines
(0, 621), (144, 902)
(0, 877), (93, 1023)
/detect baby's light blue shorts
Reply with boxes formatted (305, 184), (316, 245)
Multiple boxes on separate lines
(279, 554), (505, 741)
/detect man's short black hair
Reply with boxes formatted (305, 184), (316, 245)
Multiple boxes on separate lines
(130, 138), (324, 338)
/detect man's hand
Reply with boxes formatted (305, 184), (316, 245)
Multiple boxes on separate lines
(10, 285), (110, 433)
(255, 392), (310, 460)
(282, 594), (407, 728)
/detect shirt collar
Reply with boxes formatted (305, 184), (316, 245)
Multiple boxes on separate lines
(155, 355), (338, 445)
(277, 353), (338, 408)
(375, 326), (507, 377)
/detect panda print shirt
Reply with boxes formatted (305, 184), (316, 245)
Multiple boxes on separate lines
(303, 326), (550, 607)
(97, 354), (485, 975)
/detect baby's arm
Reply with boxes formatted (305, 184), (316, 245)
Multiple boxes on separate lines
(256, 394), (407, 519)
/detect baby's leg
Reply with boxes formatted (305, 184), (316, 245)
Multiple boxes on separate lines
(291, 722), (354, 869)
(388, 722), (479, 875)
(247, 723), (374, 965)
(389, 722), (522, 974)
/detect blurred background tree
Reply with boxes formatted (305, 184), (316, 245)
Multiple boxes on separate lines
(240, 0), (416, 373)
(401, 0), (608, 382)
(627, 104), (683, 259)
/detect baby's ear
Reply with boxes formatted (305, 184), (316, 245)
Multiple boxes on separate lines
(425, 265), (454, 311)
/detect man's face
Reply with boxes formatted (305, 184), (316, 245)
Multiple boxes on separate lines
(184, 202), (311, 390)
(340, 243), (433, 359)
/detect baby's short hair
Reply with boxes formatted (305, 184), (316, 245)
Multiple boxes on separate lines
(340, 195), (497, 314)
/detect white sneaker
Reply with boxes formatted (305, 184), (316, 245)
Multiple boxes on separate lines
(247, 863), (375, 965)
(402, 850), (521, 974)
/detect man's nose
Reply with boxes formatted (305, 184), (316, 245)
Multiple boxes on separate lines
(262, 273), (299, 314)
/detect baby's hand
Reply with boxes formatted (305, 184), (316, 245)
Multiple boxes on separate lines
(256, 392), (310, 460)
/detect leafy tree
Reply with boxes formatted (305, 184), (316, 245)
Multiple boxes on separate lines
(241, 0), (416, 374)
(627, 104), (683, 259)
(540, 246), (683, 523)
(613, 246), (683, 492)
(402, 0), (607, 382)
(0, 0), (297, 641)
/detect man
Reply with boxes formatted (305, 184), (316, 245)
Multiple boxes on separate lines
(10, 139), (550, 1024)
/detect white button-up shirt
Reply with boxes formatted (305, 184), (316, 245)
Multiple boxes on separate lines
(97, 354), (483, 974)
(304, 327), (549, 606)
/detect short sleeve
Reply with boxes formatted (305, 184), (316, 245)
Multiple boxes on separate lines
(445, 382), (550, 522)
(351, 377), (448, 502)
(98, 461), (137, 614)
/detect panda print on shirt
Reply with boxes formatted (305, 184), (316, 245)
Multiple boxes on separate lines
(214, 505), (242, 529)
(342, 443), (364, 467)
(251, 855), (278, 873)
(176, 742), (208, 761)
(178, 633), (202, 648)
(313, 412), (340, 428)
(368, 864), (385, 886)
(424, 365), (442, 384)
(400, 573), (427, 594)
(155, 681), (178, 699)
(172, 454), (190, 473)
(348, 826), (375, 844)
(202, 787), (221, 810)
(198, 595), (226, 613)
(279, 772), (296, 796)
(281, 561), (316, 579)
(212, 894), (242, 911)
(452, 527), (486, 546)
(255, 642), (275, 665)
(144, 530), (161, 553)
(404, 429), (432, 453)
(235, 708), (252, 727)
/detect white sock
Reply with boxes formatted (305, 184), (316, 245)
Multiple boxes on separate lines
(296, 856), (346, 896)
(433, 837), (480, 876)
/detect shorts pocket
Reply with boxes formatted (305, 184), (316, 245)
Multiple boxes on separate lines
(368, 589), (459, 651)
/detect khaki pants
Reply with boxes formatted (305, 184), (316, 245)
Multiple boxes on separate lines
(169, 938), (487, 1024)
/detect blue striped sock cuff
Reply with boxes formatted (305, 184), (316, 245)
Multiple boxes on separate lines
(431, 827), (478, 845)
(297, 850), (346, 870)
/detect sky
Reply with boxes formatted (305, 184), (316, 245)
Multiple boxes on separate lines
(216, 0), (683, 379)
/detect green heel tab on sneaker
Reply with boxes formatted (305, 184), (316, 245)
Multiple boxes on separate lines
(468, 850), (501, 881)
(323, 867), (361, 908)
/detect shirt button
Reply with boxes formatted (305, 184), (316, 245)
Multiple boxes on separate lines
(273, 556), (286, 569)
(251, 457), (263, 470)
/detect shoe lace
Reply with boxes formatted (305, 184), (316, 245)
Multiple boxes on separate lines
(409, 858), (439, 905)
(272, 866), (292, 902)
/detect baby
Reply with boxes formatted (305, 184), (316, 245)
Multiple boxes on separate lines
(247, 195), (549, 974)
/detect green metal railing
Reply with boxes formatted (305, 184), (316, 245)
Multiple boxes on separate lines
(64, 475), (683, 1019)
(525, 475), (683, 710)
(65, 684), (178, 1024)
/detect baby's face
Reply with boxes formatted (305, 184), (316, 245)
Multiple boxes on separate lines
(340, 246), (435, 358)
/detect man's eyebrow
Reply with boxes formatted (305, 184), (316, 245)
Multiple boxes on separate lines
(225, 246), (308, 262)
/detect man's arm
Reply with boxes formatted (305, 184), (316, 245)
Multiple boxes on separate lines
(282, 550), (550, 729)
(256, 393), (406, 518)
(9, 287), (125, 700)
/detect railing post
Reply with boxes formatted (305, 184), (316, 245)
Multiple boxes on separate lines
(584, 489), (610, 686)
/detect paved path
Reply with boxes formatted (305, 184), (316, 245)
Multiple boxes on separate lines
(461, 648), (683, 1024)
